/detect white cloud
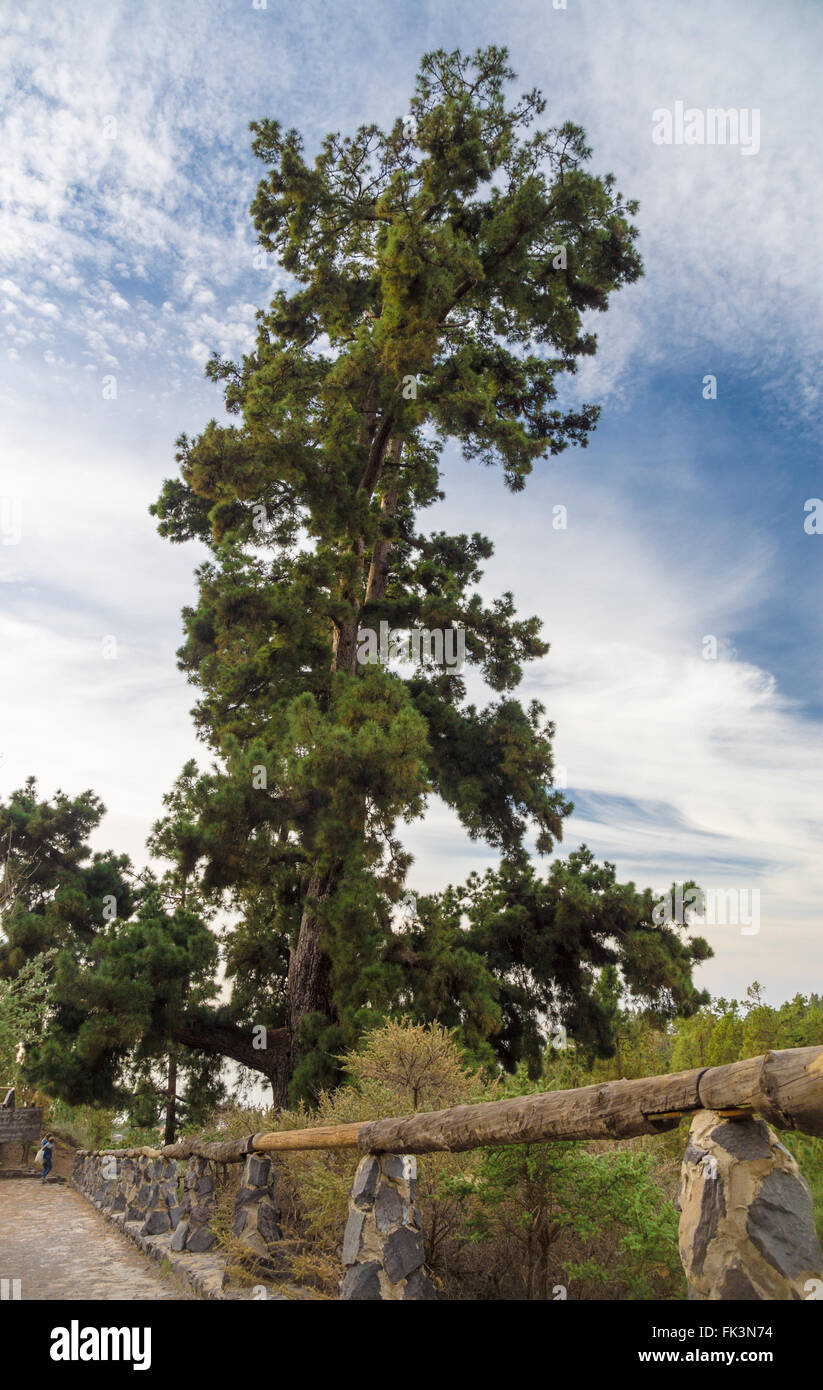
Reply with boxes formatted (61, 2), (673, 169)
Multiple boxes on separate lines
(399, 443), (823, 1000)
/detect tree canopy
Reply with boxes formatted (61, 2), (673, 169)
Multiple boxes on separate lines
(2, 47), (712, 1112)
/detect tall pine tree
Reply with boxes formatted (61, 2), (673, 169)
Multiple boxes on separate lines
(149, 46), (666, 1103)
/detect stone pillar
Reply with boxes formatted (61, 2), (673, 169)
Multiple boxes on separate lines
(123, 1154), (154, 1225)
(100, 1155), (114, 1206)
(110, 1156), (129, 1215)
(89, 1154), (107, 1205)
(139, 1157), (180, 1237)
(89, 1152), (120, 1211)
(172, 1156), (217, 1252)
(232, 1153), (281, 1265)
(341, 1154), (437, 1300)
(678, 1110), (823, 1300)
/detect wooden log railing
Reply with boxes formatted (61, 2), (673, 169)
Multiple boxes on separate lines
(73, 1046), (823, 1302)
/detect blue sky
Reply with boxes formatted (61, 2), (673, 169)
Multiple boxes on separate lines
(1, 0), (822, 1004)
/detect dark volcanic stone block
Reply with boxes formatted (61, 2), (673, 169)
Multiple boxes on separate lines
(382, 1155), (413, 1182)
(341, 1261), (382, 1301)
(747, 1170), (823, 1277)
(692, 1175), (726, 1276)
(244, 1154), (270, 1187)
(403, 1268), (437, 1300)
(233, 1186), (261, 1208)
(720, 1261), (762, 1300)
(383, 1227), (424, 1285)
(352, 1157), (379, 1206)
(712, 1120), (772, 1162)
(170, 1220), (189, 1252)
(257, 1203), (281, 1245)
(342, 1209), (366, 1266)
(187, 1226), (217, 1253)
(141, 1209), (171, 1236)
(374, 1184), (405, 1232)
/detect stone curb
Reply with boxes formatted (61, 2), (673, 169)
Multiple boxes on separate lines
(74, 1184), (228, 1298)
(72, 1180), (309, 1301)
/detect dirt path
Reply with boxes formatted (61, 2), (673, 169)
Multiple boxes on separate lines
(0, 1179), (191, 1300)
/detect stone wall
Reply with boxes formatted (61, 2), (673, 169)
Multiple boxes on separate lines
(73, 1149), (228, 1299)
(172, 1155), (217, 1252)
(73, 1145), (287, 1291)
(0, 1106), (42, 1145)
(74, 1144), (437, 1300)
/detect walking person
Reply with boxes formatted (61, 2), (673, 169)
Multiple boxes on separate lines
(40, 1133), (55, 1184)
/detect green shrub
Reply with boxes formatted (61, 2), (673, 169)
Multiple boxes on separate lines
(48, 1100), (117, 1151)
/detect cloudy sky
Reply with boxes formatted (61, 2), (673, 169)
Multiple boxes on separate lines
(1, 0), (821, 1005)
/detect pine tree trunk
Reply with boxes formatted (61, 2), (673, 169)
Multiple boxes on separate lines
(270, 1047), (292, 1111)
(365, 439), (402, 604)
(288, 872), (335, 1035)
(277, 431), (404, 1104)
(332, 618), (362, 674)
(272, 871), (338, 1107)
(164, 1051), (177, 1146)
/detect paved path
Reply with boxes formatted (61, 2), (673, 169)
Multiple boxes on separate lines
(0, 1180), (190, 1300)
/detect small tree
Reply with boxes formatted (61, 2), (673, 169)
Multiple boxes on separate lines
(6, 773), (225, 1136)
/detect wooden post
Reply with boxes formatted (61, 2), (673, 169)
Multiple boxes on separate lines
(249, 1047), (823, 1156)
(78, 1049), (821, 1167)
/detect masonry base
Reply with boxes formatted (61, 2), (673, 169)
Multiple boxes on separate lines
(74, 1182), (309, 1300)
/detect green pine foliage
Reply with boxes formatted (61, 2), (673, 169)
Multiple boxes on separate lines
(1, 49), (713, 1108)
(392, 854), (710, 1078)
(0, 773), (225, 1133)
(147, 46), (708, 1100)
(0, 778), (134, 979)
